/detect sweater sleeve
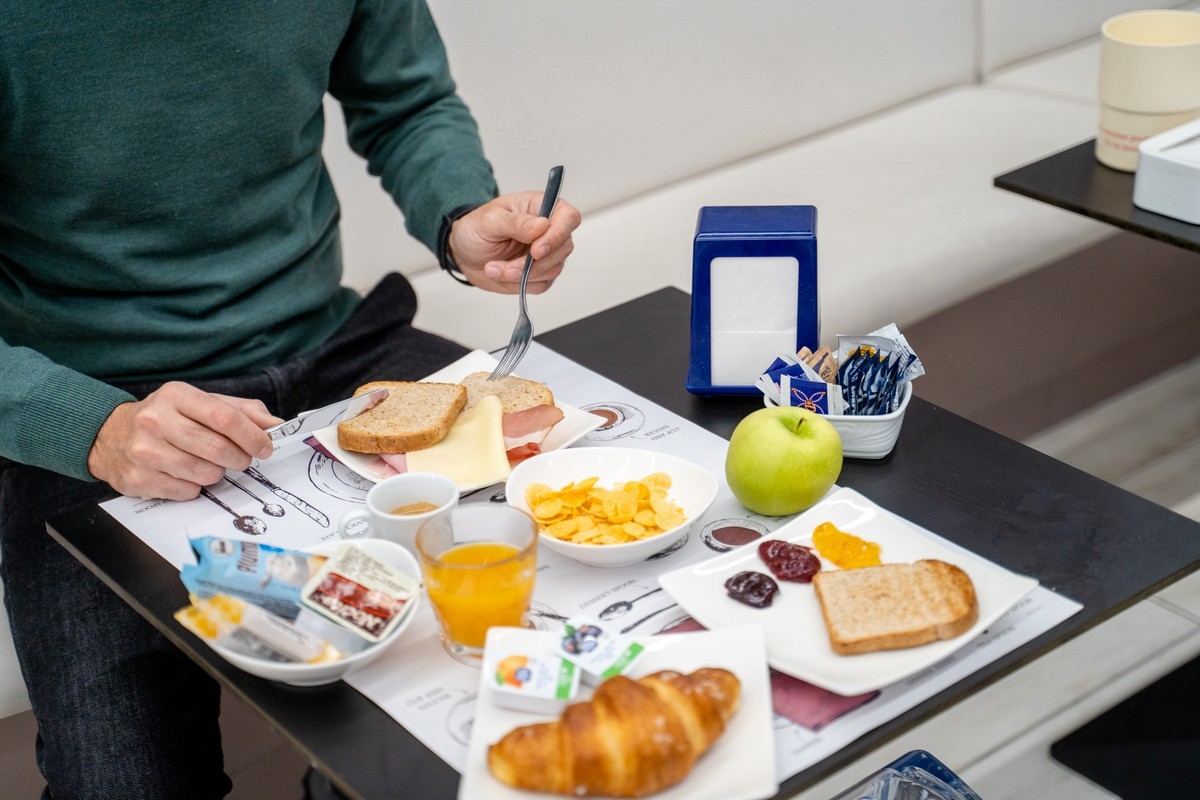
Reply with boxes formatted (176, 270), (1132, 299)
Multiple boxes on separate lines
(328, 0), (499, 254)
(0, 338), (135, 481)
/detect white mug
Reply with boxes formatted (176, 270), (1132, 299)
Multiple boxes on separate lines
(1097, 10), (1200, 171)
(337, 472), (459, 554)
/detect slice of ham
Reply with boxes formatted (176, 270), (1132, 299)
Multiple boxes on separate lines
(505, 442), (541, 464)
(502, 404), (563, 440)
(367, 453), (406, 478)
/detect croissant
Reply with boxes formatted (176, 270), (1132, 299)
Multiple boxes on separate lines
(487, 667), (741, 798)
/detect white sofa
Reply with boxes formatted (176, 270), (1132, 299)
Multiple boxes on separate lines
(1, 0), (1191, 724)
(330, 0), (1197, 353)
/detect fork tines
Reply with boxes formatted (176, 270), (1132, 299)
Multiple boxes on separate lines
(488, 336), (529, 381)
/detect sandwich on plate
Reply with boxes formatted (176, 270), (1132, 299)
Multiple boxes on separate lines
(335, 373), (563, 487)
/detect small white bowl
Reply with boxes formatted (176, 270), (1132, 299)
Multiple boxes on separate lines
(210, 538), (422, 686)
(506, 447), (718, 568)
(764, 381), (912, 459)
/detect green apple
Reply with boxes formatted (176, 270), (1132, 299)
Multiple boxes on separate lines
(725, 407), (843, 516)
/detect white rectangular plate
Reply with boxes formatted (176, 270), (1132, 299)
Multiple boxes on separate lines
(311, 350), (602, 492)
(459, 625), (777, 800)
(659, 487), (1039, 696)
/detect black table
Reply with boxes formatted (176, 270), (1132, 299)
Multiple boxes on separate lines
(994, 138), (1200, 253)
(47, 287), (1200, 800)
(997, 139), (1200, 797)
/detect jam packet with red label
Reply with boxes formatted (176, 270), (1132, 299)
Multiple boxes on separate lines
(299, 543), (418, 643)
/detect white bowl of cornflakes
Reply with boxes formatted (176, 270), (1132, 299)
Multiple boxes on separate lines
(506, 447), (718, 568)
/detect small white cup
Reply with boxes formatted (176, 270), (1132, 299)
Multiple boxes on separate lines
(337, 472), (459, 555)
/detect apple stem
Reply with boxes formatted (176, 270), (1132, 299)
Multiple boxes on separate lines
(785, 416), (805, 434)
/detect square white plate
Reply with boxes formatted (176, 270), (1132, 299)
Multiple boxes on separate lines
(311, 350), (602, 492)
(659, 487), (1038, 696)
(459, 625), (777, 800)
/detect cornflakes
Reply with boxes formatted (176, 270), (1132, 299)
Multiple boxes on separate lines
(526, 473), (686, 545)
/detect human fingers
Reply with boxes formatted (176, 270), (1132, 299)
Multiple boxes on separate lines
(488, 235), (574, 285)
(88, 398), (211, 500)
(169, 384), (276, 461)
(529, 199), (581, 261)
(211, 394), (284, 428)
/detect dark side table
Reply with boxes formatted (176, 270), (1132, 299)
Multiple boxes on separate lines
(997, 138), (1200, 797)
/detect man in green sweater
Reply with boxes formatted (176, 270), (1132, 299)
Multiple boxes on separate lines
(0, 2), (579, 797)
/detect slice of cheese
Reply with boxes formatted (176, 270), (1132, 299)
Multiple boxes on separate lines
(406, 394), (510, 488)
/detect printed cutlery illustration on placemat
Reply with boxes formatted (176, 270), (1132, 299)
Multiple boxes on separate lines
(199, 487), (268, 535)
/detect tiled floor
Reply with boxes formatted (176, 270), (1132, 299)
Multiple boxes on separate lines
(1, 348), (1197, 797)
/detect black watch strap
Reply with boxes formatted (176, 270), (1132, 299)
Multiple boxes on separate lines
(437, 203), (482, 285)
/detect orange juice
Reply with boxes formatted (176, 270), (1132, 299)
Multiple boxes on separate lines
(423, 542), (535, 649)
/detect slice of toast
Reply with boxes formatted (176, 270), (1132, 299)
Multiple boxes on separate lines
(458, 372), (554, 413)
(812, 559), (978, 655)
(336, 381), (467, 454)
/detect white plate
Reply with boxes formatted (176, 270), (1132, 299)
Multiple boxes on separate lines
(459, 625), (777, 800)
(658, 487), (1038, 696)
(311, 350), (603, 492)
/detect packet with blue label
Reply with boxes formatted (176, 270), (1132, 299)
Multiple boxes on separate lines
(180, 537), (325, 620)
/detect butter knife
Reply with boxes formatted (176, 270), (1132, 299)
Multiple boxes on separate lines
(265, 386), (388, 451)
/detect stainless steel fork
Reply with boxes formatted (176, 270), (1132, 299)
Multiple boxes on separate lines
(488, 165), (565, 381)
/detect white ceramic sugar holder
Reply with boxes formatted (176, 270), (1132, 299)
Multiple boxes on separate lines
(764, 381), (912, 459)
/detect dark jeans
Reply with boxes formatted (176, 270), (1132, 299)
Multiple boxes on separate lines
(0, 273), (468, 799)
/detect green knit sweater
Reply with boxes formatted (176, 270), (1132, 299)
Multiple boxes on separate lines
(0, 1), (498, 481)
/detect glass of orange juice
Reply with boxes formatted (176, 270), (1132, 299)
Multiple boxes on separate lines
(416, 505), (537, 665)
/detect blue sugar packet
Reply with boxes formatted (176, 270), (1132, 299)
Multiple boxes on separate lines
(838, 346), (892, 416)
(759, 361), (820, 404)
(180, 537), (325, 620)
(864, 352), (901, 415)
(869, 322), (925, 383)
(781, 374), (835, 414)
(763, 356), (794, 374)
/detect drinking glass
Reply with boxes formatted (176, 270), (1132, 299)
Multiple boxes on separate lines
(416, 505), (537, 666)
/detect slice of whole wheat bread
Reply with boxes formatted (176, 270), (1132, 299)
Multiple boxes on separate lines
(458, 372), (554, 413)
(336, 381), (467, 454)
(812, 559), (978, 655)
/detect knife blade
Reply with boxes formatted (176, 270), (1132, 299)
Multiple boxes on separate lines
(265, 387), (388, 450)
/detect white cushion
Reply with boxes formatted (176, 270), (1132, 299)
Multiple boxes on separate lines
(987, 40), (1100, 103)
(410, 85), (1111, 351)
(428, 0), (974, 213)
(328, 0), (979, 289)
(978, 0), (1195, 76)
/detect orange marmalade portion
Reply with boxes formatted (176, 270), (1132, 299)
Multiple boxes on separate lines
(812, 522), (882, 569)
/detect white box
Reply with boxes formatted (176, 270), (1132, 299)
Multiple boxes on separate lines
(1133, 118), (1200, 224)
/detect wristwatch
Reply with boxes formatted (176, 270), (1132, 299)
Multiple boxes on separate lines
(437, 204), (482, 285)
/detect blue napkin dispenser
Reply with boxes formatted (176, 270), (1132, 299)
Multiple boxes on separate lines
(686, 205), (819, 396)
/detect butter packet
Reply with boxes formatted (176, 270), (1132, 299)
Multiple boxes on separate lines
(555, 616), (645, 686)
(299, 543), (418, 643)
(483, 628), (581, 715)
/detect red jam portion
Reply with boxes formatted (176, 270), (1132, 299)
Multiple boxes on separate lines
(758, 540), (821, 583)
(724, 571), (779, 608)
